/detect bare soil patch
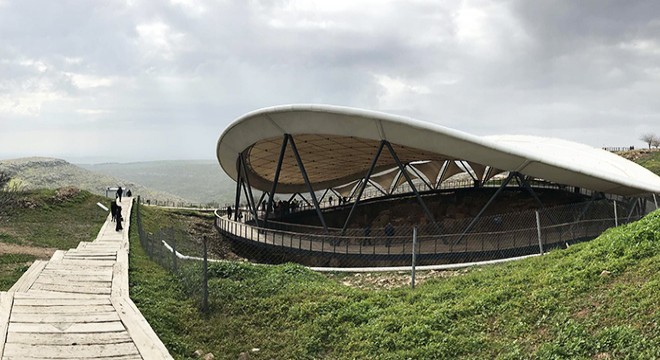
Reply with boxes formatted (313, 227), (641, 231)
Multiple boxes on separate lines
(0, 242), (56, 259)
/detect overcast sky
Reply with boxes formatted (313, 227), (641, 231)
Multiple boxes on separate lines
(1, 0), (659, 163)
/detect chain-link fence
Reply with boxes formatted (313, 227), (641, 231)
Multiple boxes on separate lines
(135, 193), (657, 309)
(135, 199), (215, 312)
(214, 195), (657, 268)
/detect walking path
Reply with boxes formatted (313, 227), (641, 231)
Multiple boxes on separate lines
(0, 197), (172, 359)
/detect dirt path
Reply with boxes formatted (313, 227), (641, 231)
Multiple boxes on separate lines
(0, 242), (56, 258)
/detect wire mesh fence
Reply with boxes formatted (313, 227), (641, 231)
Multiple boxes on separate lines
(135, 193), (657, 310)
(214, 196), (655, 267)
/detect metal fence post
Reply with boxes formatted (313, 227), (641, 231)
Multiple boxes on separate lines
(536, 210), (544, 255)
(613, 200), (618, 227)
(411, 227), (417, 290)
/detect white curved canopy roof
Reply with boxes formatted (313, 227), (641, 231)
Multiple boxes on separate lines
(217, 104), (660, 196)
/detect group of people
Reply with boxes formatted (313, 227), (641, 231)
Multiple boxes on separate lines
(110, 186), (131, 232)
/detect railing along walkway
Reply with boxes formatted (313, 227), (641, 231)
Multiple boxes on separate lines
(0, 197), (172, 359)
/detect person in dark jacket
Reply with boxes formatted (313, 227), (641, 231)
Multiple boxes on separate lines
(115, 205), (123, 231)
(110, 200), (117, 222)
(116, 186), (123, 202)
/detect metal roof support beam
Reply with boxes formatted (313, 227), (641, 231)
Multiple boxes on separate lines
(368, 179), (388, 197)
(257, 191), (268, 212)
(288, 134), (328, 232)
(455, 171), (516, 245)
(239, 152), (260, 227)
(318, 188), (330, 204)
(341, 140), (386, 235)
(626, 197), (640, 222)
(233, 156), (243, 221)
(384, 141), (437, 226)
(514, 173), (558, 225)
(409, 165), (433, 191)
(435, 161), (449, 189)
(264, 134), (289, 228)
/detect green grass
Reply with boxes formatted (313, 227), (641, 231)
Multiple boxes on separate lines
(0, 254), (37, 291)
(130, 205), (660, 359)
(0, 189), (108, 249)
(0, 189), (109, 290)
(635, 150), (660, 175)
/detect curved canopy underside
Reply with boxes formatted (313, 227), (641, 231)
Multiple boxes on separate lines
(217, 104), (660, 196)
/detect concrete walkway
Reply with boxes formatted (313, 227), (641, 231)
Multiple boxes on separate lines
(0, 197), (172, 359)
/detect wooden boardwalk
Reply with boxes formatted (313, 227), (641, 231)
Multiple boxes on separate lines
(0, 197), (172, 359)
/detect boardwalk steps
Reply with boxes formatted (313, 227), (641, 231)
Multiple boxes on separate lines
(0, 198), (172, 359)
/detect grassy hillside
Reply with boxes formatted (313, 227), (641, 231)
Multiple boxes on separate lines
(79, 160), (237, 205)
(131, 205), (660, 359)
(0, 157), (185, 203)
(634, 150), (660, 175)
(0, 188), (109, 290)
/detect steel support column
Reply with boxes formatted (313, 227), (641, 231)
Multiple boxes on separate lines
(455, 171), (516, 244)
(288, 134), (328, 232)
(264, 134), (289, 227)
(233, 157), (243, 221)
(341, 140), (386, 234)
(384, 141), (437, 226)
(239, 152), (260, 226)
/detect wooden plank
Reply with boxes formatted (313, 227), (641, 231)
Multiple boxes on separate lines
(8, 260), (47, 293)
(50, 250), (66, 261)
(30, 283), (111, 295)
(0, 292), (15, 357)
(3, 355), (141, 360)
(44, 263), (114, 270)
(13, 298), (111, 306)
(112, 297), (173, 359)
(6, 331), (132, 345)
(63, 254), (116, 259)
(10, 311), (120, 323)
(36, 274), (113, 283)
(3, 341), (140, 358)
(2, 355), (143, 360)
(8, 321), (126, 333)
(61, 259), (116, 266)
(12, 304), (116, 314)
(112, 249), (129, 297)
(14, 291), (108, 299)
(33, 278), (110, 288)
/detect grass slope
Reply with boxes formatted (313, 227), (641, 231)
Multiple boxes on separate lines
(0, 157), (185, 203)
(634, 150), (660, 176)
(131, 206), (660, 359)
(0, 189), (109, 290)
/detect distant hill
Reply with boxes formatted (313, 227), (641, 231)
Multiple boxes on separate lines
(78, 160), (237, 205)
(0, 157), (186, 203)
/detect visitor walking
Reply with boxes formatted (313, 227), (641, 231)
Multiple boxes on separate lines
(115, 205), (123, 231)
(116, 186), (123, 202)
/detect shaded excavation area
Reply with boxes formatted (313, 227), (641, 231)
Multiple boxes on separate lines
(214, 105), (660, 268)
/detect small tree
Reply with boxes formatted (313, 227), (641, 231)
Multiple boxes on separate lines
(652, 136), (660, 149)
(640, 133), (657, 149)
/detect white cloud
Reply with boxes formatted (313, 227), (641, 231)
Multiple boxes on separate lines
(135, 20), (186, 60)
(67, 73), (115, 89)
(1, 0), (660, 161)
